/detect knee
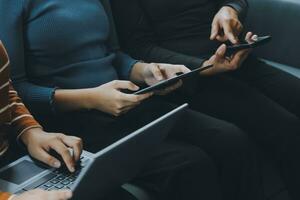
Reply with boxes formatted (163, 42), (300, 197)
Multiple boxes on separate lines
(179, 145), (217, 172)
(214, 123), (254, 157)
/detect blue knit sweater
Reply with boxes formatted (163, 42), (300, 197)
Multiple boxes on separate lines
(0, 0), (137, 115)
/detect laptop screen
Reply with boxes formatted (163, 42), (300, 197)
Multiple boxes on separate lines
(0, 160), (45, 185)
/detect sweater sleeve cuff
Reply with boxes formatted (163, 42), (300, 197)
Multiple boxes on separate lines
(0, 192), (12, 200)
(113, 52), (138, 80)
(222, 1), (248, 20)
(224, 2), (243, 14)
(27, 87), (57, 115)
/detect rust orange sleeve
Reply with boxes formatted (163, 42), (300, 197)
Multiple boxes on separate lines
(0, 192), (11, 200)
(8, 83), (42, 137)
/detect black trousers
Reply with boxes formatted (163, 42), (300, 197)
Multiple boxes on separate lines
(167, 56), (300, 200)
(42, 98), (263, 200)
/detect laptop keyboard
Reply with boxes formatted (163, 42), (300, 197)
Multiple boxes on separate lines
(23, 156), (90, 191)
(37, 167), (81, 190)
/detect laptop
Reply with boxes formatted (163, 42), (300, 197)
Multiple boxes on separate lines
(0, 104), (188, 200)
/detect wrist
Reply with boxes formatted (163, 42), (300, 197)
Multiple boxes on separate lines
(221, 6), (239, 17)
(20, 127), (44, 147)
(78, 88), (96, 110)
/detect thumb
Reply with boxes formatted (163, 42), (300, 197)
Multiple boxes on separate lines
(113, 81), (139, 91)
(215, 44), (227, 60)
(210, 23), (219, 40)
(224, 24), (238, 44)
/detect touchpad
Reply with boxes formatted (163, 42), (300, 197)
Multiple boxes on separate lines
(0, 160), (46, 185)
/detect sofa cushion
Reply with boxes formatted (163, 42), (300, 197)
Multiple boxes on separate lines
(260, 59), (300, 78)
(246, 0), (300, 68)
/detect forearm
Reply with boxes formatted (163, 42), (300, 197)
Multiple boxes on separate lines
(53, 88), (94, 112)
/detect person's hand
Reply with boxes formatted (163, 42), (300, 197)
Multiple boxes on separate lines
(203, 32), (257, 75)
(11, 189), (72, 200)
(210, 6), (243, 44)
(140, 63), (191, 95)
(87, 80), (153, 116)
(21, 128), (83, 173)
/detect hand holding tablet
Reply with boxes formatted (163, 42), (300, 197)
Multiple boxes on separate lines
(226, 35), (272, 56)
(133, 65), (213, 95)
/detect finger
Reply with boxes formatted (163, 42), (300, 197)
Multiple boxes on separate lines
(135, 92), (154, 101)
(245, 32), (254, 43)
(113, 80), (139, 91)
(119, 97), (141, 108)
(60, 135), (83, 162)
(230, 49), (250, 68)
(223, 23), (238, 44)
(157, 81), (182, 95)
(122, 92), (154, 104)
(150, 64), (164, 81)
(49, 190), (73, 200)
(207, 54), (217, 64)
(178, 65), (191, 74)
(236, 22), (243, 35)
(34, 149), (61, 168)
(158, 64), (191, 79)
(237, 49), (251, 63)
(252, 34), (258, 41)
(216, 34), (228, 42)
(50, 142), (75, 173)
(120, 104), (140, 115)
(168, 80), (183, 91)
(210, 22), (219, 40)
(215, 44), (227, 61)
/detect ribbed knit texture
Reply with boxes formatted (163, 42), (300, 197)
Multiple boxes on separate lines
(0, 42), (41, 157)
(0, 0), (137, 115)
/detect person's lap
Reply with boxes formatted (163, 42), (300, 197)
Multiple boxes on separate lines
(40, 98), (262, 200)
(231, 56), (300, 119)
(168, 69), (300, 153)
(165, 57), (300, 198)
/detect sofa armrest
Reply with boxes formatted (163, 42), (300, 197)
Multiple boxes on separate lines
(245, 0), (300, 68)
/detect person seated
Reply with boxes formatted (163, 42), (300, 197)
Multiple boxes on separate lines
(111, 0), (300, 199)
(0, 42), (82, 200)
(0, 0), (263, 199)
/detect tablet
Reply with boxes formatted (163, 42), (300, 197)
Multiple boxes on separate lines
(134, 65), (213, 95)
(226, 35), (272, 55)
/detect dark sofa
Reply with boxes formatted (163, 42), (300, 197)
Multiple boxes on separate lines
(245, 1), (300, 200)
(124, 0), (300, 199)
(246, 0), (300, 77)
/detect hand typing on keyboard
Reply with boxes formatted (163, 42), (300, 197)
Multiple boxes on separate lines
(21, 130), (83, 173)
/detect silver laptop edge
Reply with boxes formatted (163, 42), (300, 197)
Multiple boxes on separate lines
(0, 103), (188, 195)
